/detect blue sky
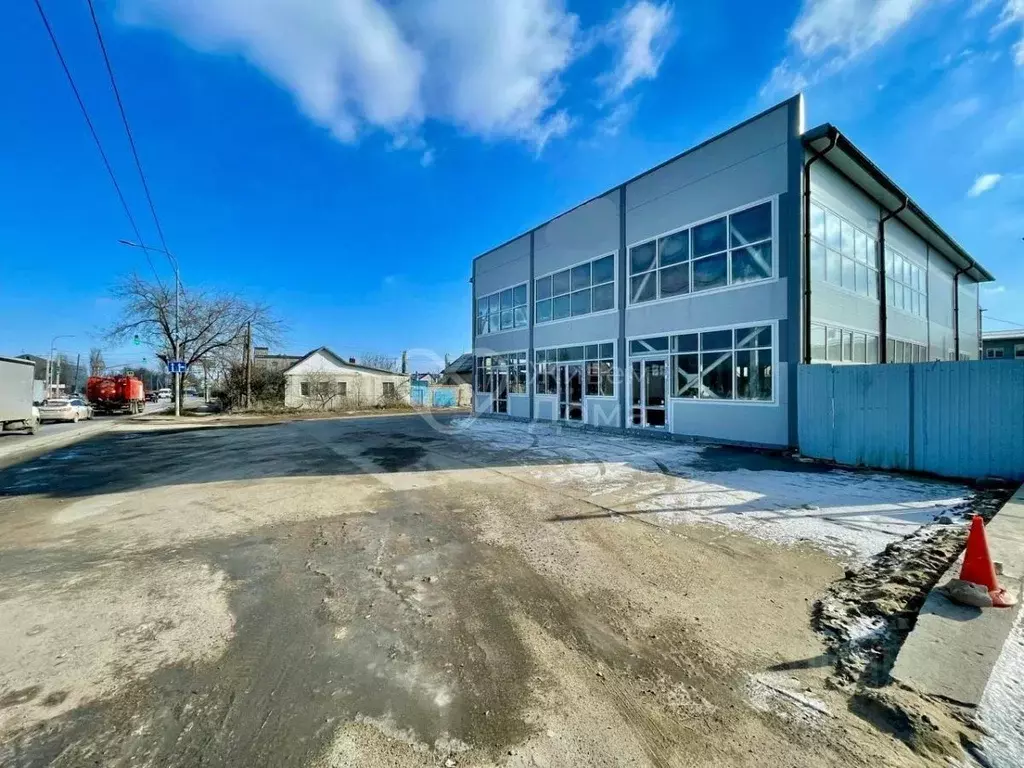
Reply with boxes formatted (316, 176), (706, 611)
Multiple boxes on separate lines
(2, 0), (1023, 372)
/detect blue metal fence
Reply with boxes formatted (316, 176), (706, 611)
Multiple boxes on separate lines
(798, 361), (1024, 481)
(410, 385), (461, 408)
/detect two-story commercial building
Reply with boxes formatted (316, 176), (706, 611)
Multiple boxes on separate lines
(470, 95), (993, 449)
(982, 330), (1024, 360)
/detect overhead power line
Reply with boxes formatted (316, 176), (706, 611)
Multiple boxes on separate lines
(984, 315), (1024, 329)
(85, 0), (172, 261)
(32, 0), (162, 284)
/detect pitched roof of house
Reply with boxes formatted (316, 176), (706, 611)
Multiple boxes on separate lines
(280, 346), (401, 376)
(443, 353), (474, 374)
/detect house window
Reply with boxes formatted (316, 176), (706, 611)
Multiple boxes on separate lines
(810, 322), (880, 364)
(337, 381), (348, 397)
(884, 247), (927, 317)
(300, 382), (310, 396)
(628, 200), (773, 305)
(809, 201), (879, 300)
(535, 254), (615, 324)
(382, 381), (397, 398)
(476, 283), (528, 335)
(671, 325), (773, 401)
(1015, 345), (1024, 359)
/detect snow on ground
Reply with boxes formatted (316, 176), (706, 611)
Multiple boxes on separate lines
(975, 607), (1024, 768)
(450, 418), (972, 563)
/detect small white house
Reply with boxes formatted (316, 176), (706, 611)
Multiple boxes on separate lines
(281, 347), (409, 409)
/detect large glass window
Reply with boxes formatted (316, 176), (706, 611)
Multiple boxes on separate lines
(628, 201), (773, 305)
(884, 247), (927, 318)
(809, 322), (884, 364)
(477, 283), (528, 335)
(809, 201), (878, 301)
(536, 254), (615, 324)
(536, 343), (615, 396)
(669, 325), (773, 402)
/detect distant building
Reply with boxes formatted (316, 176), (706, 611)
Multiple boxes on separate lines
(280, 347), (409, 409)
(982, 330), (1024, 360)
(253, 347), (302, 372)
(439, 353), (473, 386)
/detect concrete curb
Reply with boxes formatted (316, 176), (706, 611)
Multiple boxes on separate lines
(890, 485), (1024, 706)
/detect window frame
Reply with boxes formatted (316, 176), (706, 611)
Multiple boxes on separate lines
(534, 341), (616, 398)
(809, 322), (880, 365)
(1014, 345), (1024, 359)
(808, 199), (879, 302)
(626, 320), (778, 406)
(476, 282), (529, 336)
(626, 197), (777, 308)
(884, 245), (928, 319)
(534, 252), (617, 326)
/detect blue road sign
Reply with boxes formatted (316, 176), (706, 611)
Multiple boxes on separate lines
(167, 361), (187, 374)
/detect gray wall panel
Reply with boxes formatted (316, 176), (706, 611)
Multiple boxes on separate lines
(627, 146), (788, 245)
(474, 235), (530, 297)
(533, 192), (619, 275)
(669, 400), (789, 447)
(509, 395), (531, 419)
(812, 282), (881, 334)
(625, 280), (789, 339)
(586, 398), (620, 428)
(810, 160), (879, 233)
(534, 313), (619, 348)
(475, 330), (529, 355)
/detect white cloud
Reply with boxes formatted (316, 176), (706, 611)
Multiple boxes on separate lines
(993, 0), (1024, 65)
(119, 0), (580, 149)
(983, 284), (1007, 293)
(968, 172), (1003, 196)
(420, 148), (435, 167)
(118, 0), (673, 151)
(762, 0), (930, 99)
(599, 1), (674, 100)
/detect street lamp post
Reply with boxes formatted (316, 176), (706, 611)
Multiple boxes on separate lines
(47, 334), (75, 399)
(118, 239), (181, 417)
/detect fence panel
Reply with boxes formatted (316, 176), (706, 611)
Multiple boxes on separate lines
(913, 361), (1024, 480)
(798, 361), (1024, 481)
(797, 365), (835, 461)
(832, 364), (911, 471)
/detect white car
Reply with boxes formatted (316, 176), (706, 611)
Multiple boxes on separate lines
(38, 398), (93, 424)
(157, 388), (172, 400)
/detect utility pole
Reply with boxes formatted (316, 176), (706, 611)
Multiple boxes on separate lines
(73, 353), (81, 394)
(401, 350), (408, 375)
(245, 321), (252, 409)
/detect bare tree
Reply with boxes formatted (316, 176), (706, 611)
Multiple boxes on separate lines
(106, 273), (282, 402)
(359, 353), (399, 373)
(89, 348), (106, 376)
(299, 369), (343, 411)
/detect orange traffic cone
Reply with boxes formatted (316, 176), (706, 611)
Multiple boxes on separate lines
(960, 515), (1016, 608)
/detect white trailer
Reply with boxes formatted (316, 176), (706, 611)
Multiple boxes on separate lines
(0, 356), (39, 434)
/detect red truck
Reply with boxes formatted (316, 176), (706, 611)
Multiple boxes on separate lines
(86, 375), (146, 415)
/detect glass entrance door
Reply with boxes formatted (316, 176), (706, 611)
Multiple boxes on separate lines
(630, 358), (667, 428)
(557, 363), (583, 422)
(493, 371), (508, 413)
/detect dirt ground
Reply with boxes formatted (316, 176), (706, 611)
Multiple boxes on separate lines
(0, 413), (992, 767)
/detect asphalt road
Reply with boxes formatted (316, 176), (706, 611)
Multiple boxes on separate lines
(0, 400), (178, 465)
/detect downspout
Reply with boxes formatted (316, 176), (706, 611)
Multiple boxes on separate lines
(802, 129), (837, 364)
(877, 196), (908, 362)
(952, 256), (977, 361)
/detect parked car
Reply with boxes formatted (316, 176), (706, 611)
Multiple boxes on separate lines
(157, 388), (172, 400)
(38, 398), (93, 423)
(145, 391), (158, 402)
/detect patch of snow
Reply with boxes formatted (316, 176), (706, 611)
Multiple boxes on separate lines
(452, 419), (971, 563)
(975, 605), (1024, 768)
(746, 673), (830, 728)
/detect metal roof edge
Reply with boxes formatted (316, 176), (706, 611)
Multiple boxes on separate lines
(472, 94), (804, 265)
(803, 124), (995, 283)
